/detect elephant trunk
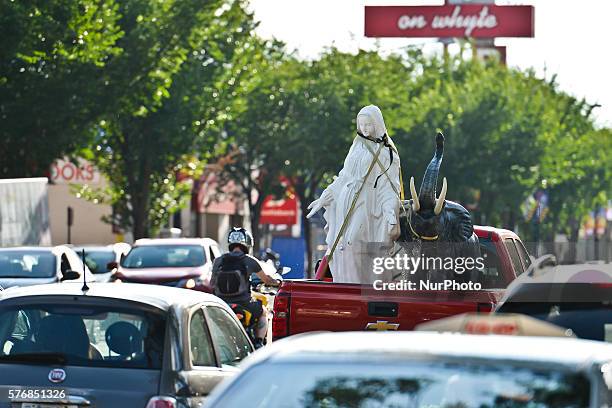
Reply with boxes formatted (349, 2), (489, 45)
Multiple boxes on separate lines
(418, 132), (444, 210)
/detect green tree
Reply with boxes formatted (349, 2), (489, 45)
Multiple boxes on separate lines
(215, 42), (294, 251)
(79, 0), (256, 238)
(0, 0), (122, 177)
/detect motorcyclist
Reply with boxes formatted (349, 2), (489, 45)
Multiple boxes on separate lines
(211, 227), (280, 348)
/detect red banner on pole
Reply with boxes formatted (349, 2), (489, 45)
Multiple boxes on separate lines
(260, 194), (298, 225)
(365, 5), (534, 38)
(260, 177), (299, 225)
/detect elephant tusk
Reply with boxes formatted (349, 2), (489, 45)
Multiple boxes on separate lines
(410, 177), (420, 212)
(434, 177), (447, 215)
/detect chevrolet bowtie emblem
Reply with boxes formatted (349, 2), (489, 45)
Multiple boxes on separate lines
(365, 321), (400, 331)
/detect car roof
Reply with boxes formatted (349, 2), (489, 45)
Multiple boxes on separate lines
(519, 262), (612, 283)
(248, 331), (612, 369)
(72, 245), (113, 251)
(473, 225), (518, 240)
(0, 282), (223, 311)
(0, 246), (70, 256)
(133, 238), (218, 247)
(498, 261), (612, 303)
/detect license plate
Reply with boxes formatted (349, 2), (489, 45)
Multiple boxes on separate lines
(21, 404), (78, 408)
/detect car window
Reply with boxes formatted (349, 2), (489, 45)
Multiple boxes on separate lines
(478, 240), (505, 288)
(190, 309), (216, 367)
(211, 361), (591, 408)
(1, 310), (31, 354)
(0, 250), (56, 278)
(122, 245), (206, 268)
(0, 304), (166, 369)
(206, 306), (251, 367)
(504, 238), (524, 275)
(82, 250), (115, 274)
(515, 240), (532, 271)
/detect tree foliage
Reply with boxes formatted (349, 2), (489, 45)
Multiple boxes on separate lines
(2, 1), (609, 258)
(78, 0), (257, 238)
(0, 0), (122, 177)
(228, 46), (609, 269)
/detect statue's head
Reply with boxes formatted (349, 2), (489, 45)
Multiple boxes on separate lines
(356, 105), (387, 139)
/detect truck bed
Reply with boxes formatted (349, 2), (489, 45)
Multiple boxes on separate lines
(273, 226), (531, 340)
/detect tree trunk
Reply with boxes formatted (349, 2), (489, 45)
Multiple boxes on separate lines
(131, 196), (149, 239)
(129, 169), (152, 239)
(124, 132), (152, 240)
(249, 192), (265, 254)
(301, 198), (313, 278)
(294, 179), (312, 277)
(567, 215), (580, 264)
(295, 175), (321, 278)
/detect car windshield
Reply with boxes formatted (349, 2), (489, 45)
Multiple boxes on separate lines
(0, 251), (55, 278)
(498, 302), (612, 342)
(0, 303), (165, 369)
(121, 245), (205, 268)
(214, 361), (590, 408)
(79, 250), (115, 274)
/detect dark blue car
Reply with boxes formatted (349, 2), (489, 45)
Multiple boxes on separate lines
(0, 282), (253, 407)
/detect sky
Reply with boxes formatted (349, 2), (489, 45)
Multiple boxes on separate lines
(249, 0), (612, 127)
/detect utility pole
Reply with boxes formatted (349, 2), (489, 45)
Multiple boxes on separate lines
(67, 206), (74, 244)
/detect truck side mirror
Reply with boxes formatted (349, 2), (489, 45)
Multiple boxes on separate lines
(107, 261), (119, 271)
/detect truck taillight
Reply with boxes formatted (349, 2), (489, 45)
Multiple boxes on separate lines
(145, 396), (177, 408)
(272, 292), (290, 340)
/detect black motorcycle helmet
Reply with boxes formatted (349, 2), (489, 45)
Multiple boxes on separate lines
(227, 227), (253, 253)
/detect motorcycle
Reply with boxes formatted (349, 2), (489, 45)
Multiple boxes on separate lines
(229, 251), (290, 347)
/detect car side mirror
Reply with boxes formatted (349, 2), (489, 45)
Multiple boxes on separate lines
(107, 261), (119, 271)
(61, 270), (80, 281)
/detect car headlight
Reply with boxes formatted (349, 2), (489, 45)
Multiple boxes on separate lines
(183, 277), (206, 289)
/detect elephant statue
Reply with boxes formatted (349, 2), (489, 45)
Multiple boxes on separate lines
(396, 132), (481, 281)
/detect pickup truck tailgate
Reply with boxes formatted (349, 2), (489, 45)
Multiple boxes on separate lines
(275, 280), (502, 338)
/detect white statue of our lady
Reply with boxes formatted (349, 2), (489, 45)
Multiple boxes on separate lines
(307, 105), (401, 283)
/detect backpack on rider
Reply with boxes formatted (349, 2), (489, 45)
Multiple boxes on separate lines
(211, 252), (250, 300)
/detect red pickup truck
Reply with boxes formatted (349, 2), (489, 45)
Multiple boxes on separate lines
(272, 226), (532, 340)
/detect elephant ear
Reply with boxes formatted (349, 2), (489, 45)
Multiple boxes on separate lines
(442, 200), (474, 242)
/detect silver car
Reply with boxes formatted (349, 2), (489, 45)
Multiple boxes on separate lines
(0, 283), (253, 407)
(205, 331), (612, 407)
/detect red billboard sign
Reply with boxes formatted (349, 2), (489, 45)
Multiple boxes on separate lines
(260, 177), (299, 225)
(260, 193), (298, 225)
(365, 5), (534, 38)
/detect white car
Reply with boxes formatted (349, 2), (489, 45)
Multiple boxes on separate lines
(205, 331), (612, 408)
(0, 246), (94, 290)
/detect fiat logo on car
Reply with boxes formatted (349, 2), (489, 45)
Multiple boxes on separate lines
(48, 368), (66, 383)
